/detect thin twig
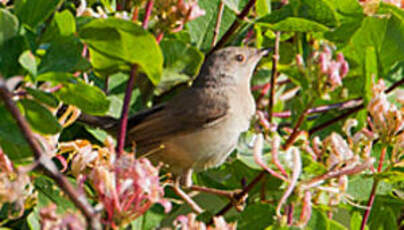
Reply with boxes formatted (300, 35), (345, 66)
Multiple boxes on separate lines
(208, 0), (257, 55)
(0, 77), (101, 230)
(309, 77), (404, 135)
(268, 31), (281, 123)
(211, 171), (266, 220)
(271, 98), (363, 118)
(190, 185), (239, 199)
(283, 102), (312, 150)
(211, 1), (224, 47)
(361, 146), (387, 230)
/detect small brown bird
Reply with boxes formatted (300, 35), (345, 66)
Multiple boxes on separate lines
(80, 46), (268, 186)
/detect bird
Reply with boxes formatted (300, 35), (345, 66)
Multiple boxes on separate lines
(80, 46), (268, 187)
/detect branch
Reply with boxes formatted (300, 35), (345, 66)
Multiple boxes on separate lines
(268, 31), (281, 123)
(0, 77), (101, 230)
(282, 103), (312, 150)
(211, 1), (225, 47)
(211, 171), (266, 221)
(208, 0), (257, 55)
(309, 77), (404, 135)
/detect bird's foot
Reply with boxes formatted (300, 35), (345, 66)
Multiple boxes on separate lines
(172, 181), (204, 214)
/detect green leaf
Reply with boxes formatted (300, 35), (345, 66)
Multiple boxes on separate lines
(364, 46), (377, 105)
(19, 99), (62, 135)
(156, 39), (204, 94)
(256, 0), (271, 17)
(236, 203), (275, 229)
(25, 87), (59, 108)
(0, 36), (29, 77)
(41, 10), (76, 43)
(37, 72), (110, 115)
(79, 18), (163, 84)
(18, 50), (37, 77)
(38, 36), (90, 74)
(0, 105), (33, 160)
(342, 13), (404, 77)
(261, 17), (330, 32)
(351, 212), (367, 230)
(188, 0), (237, 50)
(0, 9), (18, 45)
(34, 176), (76, 211)
(56, 83), (110, 115)
(297, 0), (338, 27)
(307, 209), (329, 230)
(14, 0), (63, 29)
(258, 0), (338, 27)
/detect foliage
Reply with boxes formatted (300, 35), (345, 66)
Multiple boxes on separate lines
(0, 0), (404, 229)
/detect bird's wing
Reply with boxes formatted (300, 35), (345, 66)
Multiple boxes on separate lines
(126, 88), (229, 151)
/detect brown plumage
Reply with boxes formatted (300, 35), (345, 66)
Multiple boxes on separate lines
(79, 46), (268, 182)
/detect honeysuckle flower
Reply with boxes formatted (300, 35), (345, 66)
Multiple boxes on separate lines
(40, 204), (86, 230)
(368, 79), (404, 143)
(0, 149), (35, 219)
(317, 47), (349, 92)
(155, 0), (205, 33)
(61, 137), (170, 227)
(173, 213), (237, 230)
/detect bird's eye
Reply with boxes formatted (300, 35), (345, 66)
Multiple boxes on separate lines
(235, 54), (245, 62)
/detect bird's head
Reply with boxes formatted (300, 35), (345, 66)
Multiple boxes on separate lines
(193, 47), (269, 87)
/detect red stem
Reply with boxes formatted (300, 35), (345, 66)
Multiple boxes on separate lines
(142, 0), (154, 29)
(360, 146), (387, 230)
(268, 31), (281, 123)
(116, 65), (138, 155)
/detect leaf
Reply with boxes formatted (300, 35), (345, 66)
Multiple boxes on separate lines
(297, 0), (338, 27)
(37, 72), (110, 115)
(56, 82), (110, 115)
(18, 50), (37, 77)
(236, 203), (276, 229)
(14, 0), (63, 29)
(156, 39), (204, 94)
(41, 10), (76, 43)
(351, 212), (367, 230)
(0, 105), (33, 160)
(0, 36), (29, 78)
(364, 46), (377, 105)
(262, 17), (330, 32)
(0, 9), (18, 45)
(79, 18), (163, 84)
(34, 176), (76, 211)
(19, 99), (62, 135)
(256, 0), (271, 17)
(25, 87), (59, 108)
(258, 0), (338, 27)
(38, 36), (90, 74)
(307, 209), (329, 230)
(187, 0), (237, 50)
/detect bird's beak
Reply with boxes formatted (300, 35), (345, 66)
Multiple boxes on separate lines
(259, 48), (272, 57)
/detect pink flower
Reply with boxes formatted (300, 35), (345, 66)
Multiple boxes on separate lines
(40, 204), (86, 230)
(174, 213), (236, 230)
(90, 153), (171, 227)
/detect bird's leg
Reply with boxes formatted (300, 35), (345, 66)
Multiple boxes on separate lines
(172, 176), (204, 214)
